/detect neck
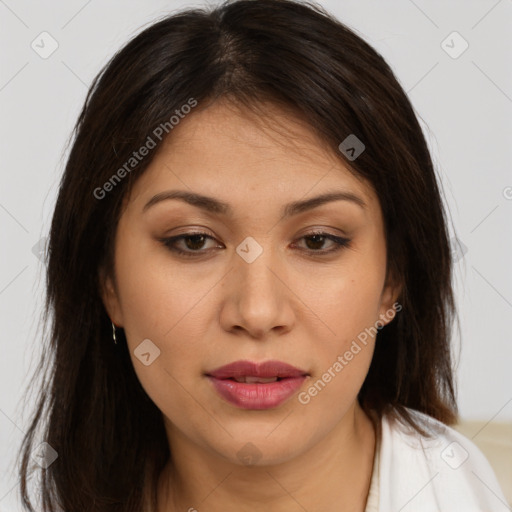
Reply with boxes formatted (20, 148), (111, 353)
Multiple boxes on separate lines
(157, 403), (377, 512)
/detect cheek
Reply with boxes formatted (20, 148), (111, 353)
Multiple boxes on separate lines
(112, 232), (217, 407)
(114, 227), (214, 343)
(114, 241), (209, 425)
(297, 274), (382, 414)
(303, 247), (386, 390)
(312, 256), (386, 342)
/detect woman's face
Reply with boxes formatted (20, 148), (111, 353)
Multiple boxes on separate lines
(101, 100), (399, 466)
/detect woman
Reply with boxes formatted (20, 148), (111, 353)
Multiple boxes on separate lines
(17, 0), (508, 511)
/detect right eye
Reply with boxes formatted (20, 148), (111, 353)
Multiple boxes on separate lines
(159, 232), (223, 257)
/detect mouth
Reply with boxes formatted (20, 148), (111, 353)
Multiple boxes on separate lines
(205, 360), (309, 410)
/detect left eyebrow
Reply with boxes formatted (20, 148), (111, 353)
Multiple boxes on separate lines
(142, 189), (367, 217)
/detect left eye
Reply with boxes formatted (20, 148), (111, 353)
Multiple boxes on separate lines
(159, 231), (351, 257)
(293, 232), (351, 253)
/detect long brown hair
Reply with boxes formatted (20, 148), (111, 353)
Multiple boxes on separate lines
(17, 0), (458, 510)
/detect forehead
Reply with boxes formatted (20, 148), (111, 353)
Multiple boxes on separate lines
(125, 100), (379, 215)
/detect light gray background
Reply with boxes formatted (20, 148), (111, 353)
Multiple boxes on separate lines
(1, 0), (511, 509)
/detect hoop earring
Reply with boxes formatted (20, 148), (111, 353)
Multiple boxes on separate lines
(111, 322), (118, 345)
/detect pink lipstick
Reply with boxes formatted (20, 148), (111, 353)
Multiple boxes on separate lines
(206, 360), (308, 410)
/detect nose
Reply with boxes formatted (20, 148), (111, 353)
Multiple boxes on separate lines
(219, 243), (295, 340)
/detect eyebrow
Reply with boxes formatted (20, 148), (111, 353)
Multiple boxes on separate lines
(142, 189), (366, 218)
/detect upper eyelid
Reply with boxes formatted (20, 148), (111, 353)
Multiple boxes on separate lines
(165, 229), (347, 242)
(162, 222), (350, 237)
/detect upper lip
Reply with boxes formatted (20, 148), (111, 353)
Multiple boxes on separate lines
(206, 360), (309, 379)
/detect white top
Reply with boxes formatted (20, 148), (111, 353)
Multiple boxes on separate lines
(364, 412), (380, 512)
(363, 407), (509, 512)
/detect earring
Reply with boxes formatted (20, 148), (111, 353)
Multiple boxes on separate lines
(111, 322), (118, 345)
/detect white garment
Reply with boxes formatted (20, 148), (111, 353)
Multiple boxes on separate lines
(364, 413), (380, 512)
(364, 407), (509, 512)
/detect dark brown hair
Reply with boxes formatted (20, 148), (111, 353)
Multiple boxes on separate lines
(17, 0), (458, 510)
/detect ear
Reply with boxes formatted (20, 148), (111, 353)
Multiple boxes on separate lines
(377, 266), (402, 327)
(98, 267), (124, 327)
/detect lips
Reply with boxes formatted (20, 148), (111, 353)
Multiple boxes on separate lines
(205, 360), (309, 410)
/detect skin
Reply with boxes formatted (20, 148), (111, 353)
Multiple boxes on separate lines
(101, 100), (401, 512)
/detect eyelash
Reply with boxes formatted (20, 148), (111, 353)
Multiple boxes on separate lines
(158, 230), (351, 258)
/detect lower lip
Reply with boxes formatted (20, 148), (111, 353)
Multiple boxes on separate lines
(207, 376), (307, 410)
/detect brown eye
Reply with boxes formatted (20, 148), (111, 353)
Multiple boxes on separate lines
(293, 232), (351, 255)
(159, 231), (351, 258)
(159, 232), (221, 257)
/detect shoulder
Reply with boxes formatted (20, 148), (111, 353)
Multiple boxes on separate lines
(376, 406), (509, 512)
